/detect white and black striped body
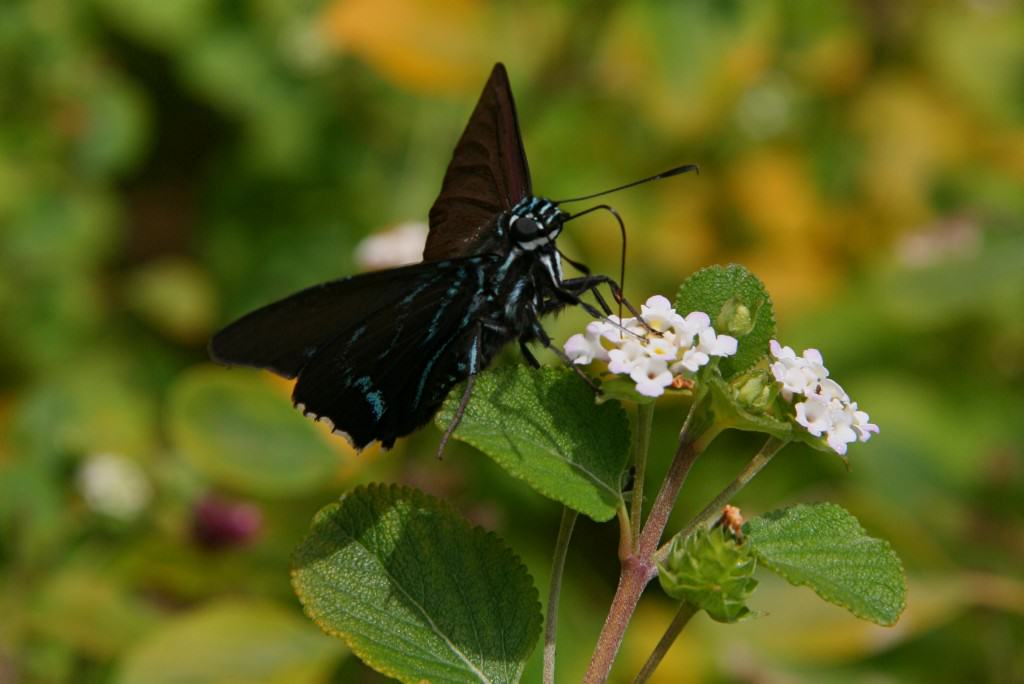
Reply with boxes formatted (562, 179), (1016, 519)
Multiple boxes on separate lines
(470, 195), (571, 365)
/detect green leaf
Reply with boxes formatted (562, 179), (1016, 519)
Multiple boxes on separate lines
(115, 599), (343, 684)
(167, 367), (339, 498)
(124, 257), (217, 344)
(676, 264), (775, 378)
(435, 367), (629, 521)
(745, 503), (906, 626)
(30, 566), (162, 659)
(292, 484), (542, 684)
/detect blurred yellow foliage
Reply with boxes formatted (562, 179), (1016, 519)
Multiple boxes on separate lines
(320, 0), (486, 94)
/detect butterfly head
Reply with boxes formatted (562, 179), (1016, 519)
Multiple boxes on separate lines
(509, 196), (567, 252)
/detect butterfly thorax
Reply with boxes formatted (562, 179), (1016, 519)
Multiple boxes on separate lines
(472, 196), (570, 342)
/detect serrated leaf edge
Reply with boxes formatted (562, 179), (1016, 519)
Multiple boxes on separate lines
(747, 503), (908, 626)
(291, 483), (542, 683)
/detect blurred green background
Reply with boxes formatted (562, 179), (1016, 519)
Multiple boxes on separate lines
(2, 1), (1023, 682)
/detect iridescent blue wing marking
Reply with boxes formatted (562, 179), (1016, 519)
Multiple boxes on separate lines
(211, 257), (496, 448)
(425, 63), (532, 261)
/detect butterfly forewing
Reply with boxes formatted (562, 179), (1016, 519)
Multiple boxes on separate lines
(425, 63), (532, 261)
(209, 263), (466, 378)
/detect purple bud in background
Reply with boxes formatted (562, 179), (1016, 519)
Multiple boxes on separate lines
(192, 495), (263, 549)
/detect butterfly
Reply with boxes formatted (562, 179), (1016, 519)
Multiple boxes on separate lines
(209, 63), (695, 452)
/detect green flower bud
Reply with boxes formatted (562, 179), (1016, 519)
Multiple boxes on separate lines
(658, 526), (758, 623)
(716, 298), (754, 337)
(730, 368), (778, 413)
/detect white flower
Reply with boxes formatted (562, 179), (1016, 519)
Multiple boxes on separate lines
(769, 341), (829, 401)
(562, 294), (738, 399)
(354, 222), (428, 271)
(673, 311), (711, 344)
(640, 295), (682, 333)
(769, 339), (797, 361)
(630, 358), (674, 397)
(771, 339), (878, 456)
(850, 404), (879, 442)
(697, 327), (738, 357)
(645, 333), (679, 361)
(674, 346), (709, 373)
(825, 404), (859, 456)
(770, 361), (816, 400)
(813, 378), (848, 403)
(77, 453), (152, 521)
(794, 395), (831, 437)
(564, 333), (601, 365)
(564, 321), (612, 365)
(608, 340), (647, 374)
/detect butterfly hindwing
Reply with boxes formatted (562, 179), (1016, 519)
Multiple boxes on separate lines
(290, 256), (499, 449)
(425, 62), (532, 261)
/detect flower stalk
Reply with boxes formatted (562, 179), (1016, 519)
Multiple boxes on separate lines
(656, 436), (785, 563)
(583, 400), (716, 684)
(544, 507), (578, 684)
(631, 602), (699, 684)
(629, 402), (655, 551)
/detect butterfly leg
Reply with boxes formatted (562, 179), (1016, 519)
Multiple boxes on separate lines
(558, 275), (660, 335)
(436, 325), (485, 459)
(546, 282), (647, 341)
(529, 317), (603, 394)
(560, 275), (647, 321)
(519, 339), (541, 368)
(436, 372), (476, 459)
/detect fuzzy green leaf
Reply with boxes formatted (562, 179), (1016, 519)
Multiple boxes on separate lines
(746, 503), (906, 626)
(436, 366), (629, 521)
(168, 366), (338, 497)
(292, 484), (541, 684)
(675, 264), (775, 378)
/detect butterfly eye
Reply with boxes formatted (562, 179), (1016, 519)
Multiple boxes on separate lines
(511, 216), (542, 241)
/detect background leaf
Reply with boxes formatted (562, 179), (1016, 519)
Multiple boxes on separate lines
(745, 503), (907, 626)
(292, 484), (541, 684)
(115, 600), (342, 684)
(675, 264), (776, 378)
(436, 367), (629, 521)
(167, 367), (339, 497)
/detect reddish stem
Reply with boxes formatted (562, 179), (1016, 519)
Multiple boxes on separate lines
(582, 432), (705, 683)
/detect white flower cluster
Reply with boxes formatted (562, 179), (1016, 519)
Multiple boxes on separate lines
(769, 340), (879, 455)
(564, 295), (738, 398)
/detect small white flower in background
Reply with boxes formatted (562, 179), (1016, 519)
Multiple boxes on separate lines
(770, 340), (879, 455)
(354, 221), (428, 271)
(564, 295), (738, 398)
(77, 453), (152, 521)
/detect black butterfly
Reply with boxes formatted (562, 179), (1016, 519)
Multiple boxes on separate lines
(209, 63), (694, 452)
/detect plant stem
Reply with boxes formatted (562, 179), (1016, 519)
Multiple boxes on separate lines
(583, 403), (714, 684)
(655, 436), (785, 563)
(631, 602), (699, 684)
(630, 402), (655, 552)
(544, 507), (578, 684)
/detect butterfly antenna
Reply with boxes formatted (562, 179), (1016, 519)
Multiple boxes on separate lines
(565, 204), (628, 320)
(553, 163), (699, 204)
